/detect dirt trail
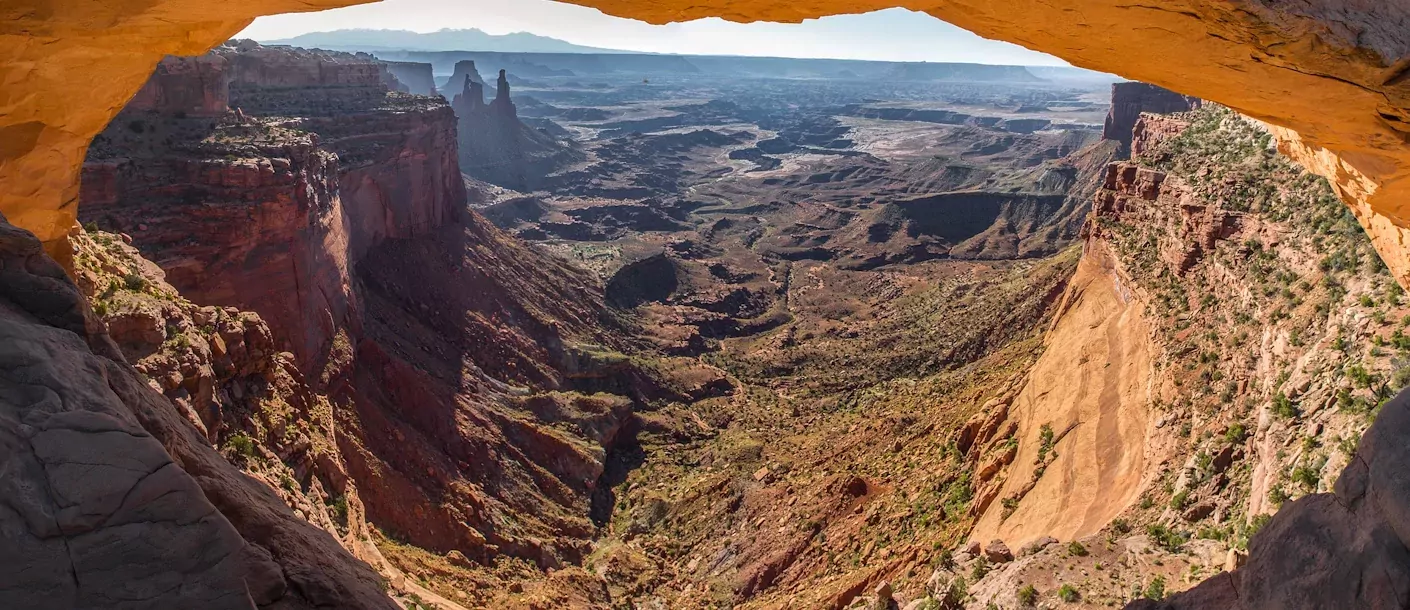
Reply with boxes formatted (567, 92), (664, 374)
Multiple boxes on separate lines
(970, 246), (1154, 546)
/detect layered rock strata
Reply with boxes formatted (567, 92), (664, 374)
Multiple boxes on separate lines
(75, 41), (685, 607)
(82, 42), (463, 372)
(1101, 82), (1202, 153)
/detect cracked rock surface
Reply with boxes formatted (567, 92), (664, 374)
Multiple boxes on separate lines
(0, 214), (394, 609)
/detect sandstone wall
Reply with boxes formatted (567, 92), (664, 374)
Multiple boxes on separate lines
(0, 213), (398, 609)
(81, 43), (465, 372)
(82, 133), (357, 374)
(218, 39), (387, 88)
(295, 105), (466, 260)
(126, 55), (230, 117)
(1101, 82), (1200, 152)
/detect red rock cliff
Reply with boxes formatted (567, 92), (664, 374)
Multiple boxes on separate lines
(82, 43), (464, 372)
(79, 42), (661, 589)
(126, 55), (230, 117)
(1102, 82), (1202, 153)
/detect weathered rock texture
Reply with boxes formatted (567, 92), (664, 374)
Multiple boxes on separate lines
(75, 41), (689, 607)
(959, 104), (1410, 609)
(81, 43), (463, 372)
(1102, 82), (1201, 153)
(0, 214), (398, 609)
(127, 55), (231, 117)
(1129, 388), (1410, 610)
(9, 0), (1410, 290)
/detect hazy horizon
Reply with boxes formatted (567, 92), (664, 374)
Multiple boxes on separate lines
(238, 0), (1071, 66)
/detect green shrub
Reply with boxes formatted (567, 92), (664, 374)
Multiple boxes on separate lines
(1058, 583), (1080, 603)
(1272, 392), (1299, 419)
(1036, 423), (1056, 463)
(1145, 576), (1166, 601)
(971, 556), (991, 581)
(1017, 584), (1038, 606)
(1147, 524), (1186, 552)
(1170, 490), (1190, 510)
(1349, 364), (1375, 389)
(224, 433), (257, 461)
(1247, 514), (1272, 538)
(1291, 465), (1319, 490)
(1268, 485), (1290, 506)
(1067, 540), (1088, 557)
(123, 272), (149, 292)
(330, 495), (349, 526)
(1225, 423), (1247, 444)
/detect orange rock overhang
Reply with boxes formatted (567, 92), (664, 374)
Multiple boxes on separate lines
(3, 0), (1410, 280)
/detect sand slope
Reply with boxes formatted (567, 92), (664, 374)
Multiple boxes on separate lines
(971, 245), (1154, 546)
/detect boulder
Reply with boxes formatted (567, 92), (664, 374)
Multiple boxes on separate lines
(1020, 536), (1059, 556)
(984, 540), (1014, 563)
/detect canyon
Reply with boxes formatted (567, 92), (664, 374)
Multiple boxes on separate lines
(5, 2), (1410, 610)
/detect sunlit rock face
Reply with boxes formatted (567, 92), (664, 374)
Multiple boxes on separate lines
(1101, 82), (1201, 153)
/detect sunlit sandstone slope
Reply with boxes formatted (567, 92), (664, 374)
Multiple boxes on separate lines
(969, 243), (1154, 546)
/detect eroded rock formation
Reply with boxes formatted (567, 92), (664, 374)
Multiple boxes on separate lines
(1101, 82), (1201, 153)
(127, 55), (231, 117)
(452, 68), (582, 190)
(384, 61), (437, 96)
(0, 213), (397, 609)
(70, 40), (700, 607)
(81, 43), (463, 371)
(1130, 388), (1410, 610)
(442, 59), (486, 95)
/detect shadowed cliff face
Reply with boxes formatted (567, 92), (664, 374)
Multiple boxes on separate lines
(81, 43), (463, 373)
(71, 43), (694, 608)
(1102, 83), (1201, 154)
(0, 213), (399, 609)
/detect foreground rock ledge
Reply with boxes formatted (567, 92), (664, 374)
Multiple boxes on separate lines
(1128, 386), (1410, 609)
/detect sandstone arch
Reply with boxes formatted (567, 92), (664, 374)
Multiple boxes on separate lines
(4, 1), (1410, 283)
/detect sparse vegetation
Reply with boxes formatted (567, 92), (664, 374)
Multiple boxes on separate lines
(1147, 524), (1186, 553)
(224, 432), (257, 462)
(1036, 423), (1056, 463)
(1144, 576), (1167, 601)
(1017, 583), (1038, 606)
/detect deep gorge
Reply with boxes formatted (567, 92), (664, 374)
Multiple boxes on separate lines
(4, 2), (1410, 609)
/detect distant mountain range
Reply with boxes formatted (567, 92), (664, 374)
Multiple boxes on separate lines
(266, 28), (627, 54)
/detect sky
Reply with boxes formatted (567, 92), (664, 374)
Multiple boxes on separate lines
(237, 0), (1069, 66)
